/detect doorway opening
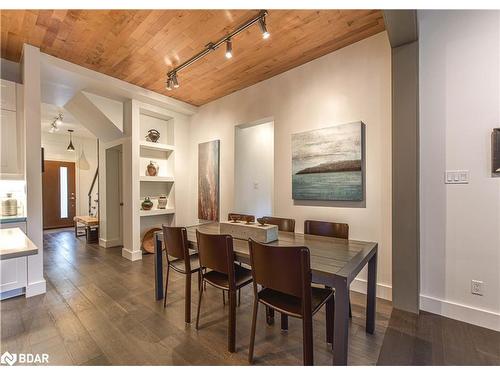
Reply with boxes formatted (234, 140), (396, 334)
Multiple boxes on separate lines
(42, 160), (76, 229)
(233, 120), (274, 218)
(102, 144), (123, 247)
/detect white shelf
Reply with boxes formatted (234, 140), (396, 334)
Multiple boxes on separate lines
(139, 176), (174, 182)
(139, 141), (175, 153)
(139, 207), (175, 217)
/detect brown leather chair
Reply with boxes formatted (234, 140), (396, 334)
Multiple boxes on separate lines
(162, 226), (202, 323)
(248, 239), (334, 365)
(228, 212), (255, 223)
(304, 219), (349, 239)
(195, 230), (253, 353)
(260, 216), (295, 232)
(304, 219), (352, 318)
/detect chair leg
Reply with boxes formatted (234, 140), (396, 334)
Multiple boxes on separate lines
(248, 298), (259, 363)
(222, 290), (226, 305)
(349, 300), (352, 318)
(196, 279), (204, 330)
(238, 288), (241, 306)
(302, 313), (314, 365)
(266, 306), (275, 325)
(197, 270), (202, 292)
(185, 273), (192, 324)
(228, 289), (237, 353)
(326, 296), (334, 345)
(163, 266), (170, 308)
(281, 313), (288, 331)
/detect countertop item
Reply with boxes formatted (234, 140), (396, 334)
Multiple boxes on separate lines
(0, 227), (38, 260)
(0, 215), (27, 224)
(1, 193), (18, 216)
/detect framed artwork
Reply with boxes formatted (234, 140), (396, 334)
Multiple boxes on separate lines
(292, 122), (365, 201)
(493, 128), (500, 177)
(198, 139), (220, 221)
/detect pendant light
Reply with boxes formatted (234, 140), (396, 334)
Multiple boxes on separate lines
(78, 149), (90, 170)
(67, 129), (75, 152)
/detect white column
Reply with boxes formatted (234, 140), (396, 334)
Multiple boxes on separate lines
(121, 99), (141, 260)
(22, 44), (46, 297)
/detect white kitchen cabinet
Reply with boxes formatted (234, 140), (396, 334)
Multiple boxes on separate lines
(0, 109), (18, 174)
(0, 257), (27, 295)
(0, 222), (28, 299)
(0, 79), (16, 111)
(0, 80), (23, 179)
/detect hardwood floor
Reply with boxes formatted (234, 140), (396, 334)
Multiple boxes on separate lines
(2, 229), (498, 365)
(1, 229), (391, 365)
(378, 308), (500, 365)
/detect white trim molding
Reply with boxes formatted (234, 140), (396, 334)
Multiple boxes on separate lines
(350, 278), (393, 301)
(420, 294), (500, 332)
(99, 238), (122, 248)
(121, 247), (142, 261)
(25, 279), (47, 298)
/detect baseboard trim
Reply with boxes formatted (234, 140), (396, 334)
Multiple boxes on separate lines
(99, 238), (122, 248)
(25, 279), (46, 297)
(350, 278), (392, 301)
(420, 294), (500, 332)
(121, 247), (142, 261)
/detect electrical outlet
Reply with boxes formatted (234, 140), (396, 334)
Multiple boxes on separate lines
(471, 280), (483, 296)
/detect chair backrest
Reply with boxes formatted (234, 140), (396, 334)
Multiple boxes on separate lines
(304, 220), (349, 239)
(163, 226), (191, 271)
(261, 216), (295, 232)
(228, 212), (255, 223)
(248, 239), (311, 299)
(196, 230), (235, 279)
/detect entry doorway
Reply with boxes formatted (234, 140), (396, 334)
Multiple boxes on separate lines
(42, 160), (76, 229)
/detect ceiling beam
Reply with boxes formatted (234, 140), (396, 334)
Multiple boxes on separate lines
(383, 10), (418, 47)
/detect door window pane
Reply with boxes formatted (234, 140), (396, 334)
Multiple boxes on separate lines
(60, 167), (68, 218)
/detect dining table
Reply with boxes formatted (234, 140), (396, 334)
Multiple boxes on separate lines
(153, 222), (378, 366)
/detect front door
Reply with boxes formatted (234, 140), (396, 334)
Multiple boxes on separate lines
(43, 160), (76, 229)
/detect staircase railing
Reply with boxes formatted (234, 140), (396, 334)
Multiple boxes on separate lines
(88, 168), (98, 216)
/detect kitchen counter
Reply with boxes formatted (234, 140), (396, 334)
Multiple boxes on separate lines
(0, 227), (38, 260)
(0, 215), (27, 224)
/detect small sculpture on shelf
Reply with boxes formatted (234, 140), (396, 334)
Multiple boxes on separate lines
(146, 160), (159, 176)
(141, 197), (153, 211)
(157, 195), (168, 209)
(146, 129), (160, 143)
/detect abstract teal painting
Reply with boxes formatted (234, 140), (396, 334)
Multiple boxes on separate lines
(292, 122), (364, 201)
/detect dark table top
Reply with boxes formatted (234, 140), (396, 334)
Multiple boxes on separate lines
(158, 222), (377, 286)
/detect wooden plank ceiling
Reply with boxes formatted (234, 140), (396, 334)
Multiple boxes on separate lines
(1, 10), (385, 106)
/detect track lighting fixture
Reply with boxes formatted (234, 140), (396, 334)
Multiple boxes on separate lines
(67, 129), (75, 152)
(259, 16), (270, 39)
(165, 10), (269, 91)
(49, 113), (63, 133)
(166, 77), (173, 91)
(171, 73), (179, 88)
(225, 39), (233, 59)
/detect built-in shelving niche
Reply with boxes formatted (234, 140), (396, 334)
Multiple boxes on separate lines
(138, 108), (175, 239)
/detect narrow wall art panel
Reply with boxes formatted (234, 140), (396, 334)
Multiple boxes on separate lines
(292, 122), (365, 201)
(198, 139), (220, 221)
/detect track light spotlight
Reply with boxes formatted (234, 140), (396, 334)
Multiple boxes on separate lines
(55, 113), (63, 126)
(225, 39), (233, 59)
(172, 73), (179, 88)
(166, 77), (173, 91)
(259, 16), (270, 39)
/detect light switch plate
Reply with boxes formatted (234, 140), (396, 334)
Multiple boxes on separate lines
(445, 170), (469, 184)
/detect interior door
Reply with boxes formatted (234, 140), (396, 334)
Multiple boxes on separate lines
(43, 160), (76, 229)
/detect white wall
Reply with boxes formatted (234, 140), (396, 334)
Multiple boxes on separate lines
(234, 122), (274, 218)
(419, 10), (500, 331)
(41, 132), (98, 217)
(186, 32), (392, 298)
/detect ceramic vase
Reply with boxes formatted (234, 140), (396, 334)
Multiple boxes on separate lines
(146, 160), (159, 176)
(157, 195), (168, 209)
(141, 197), (153, 211)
